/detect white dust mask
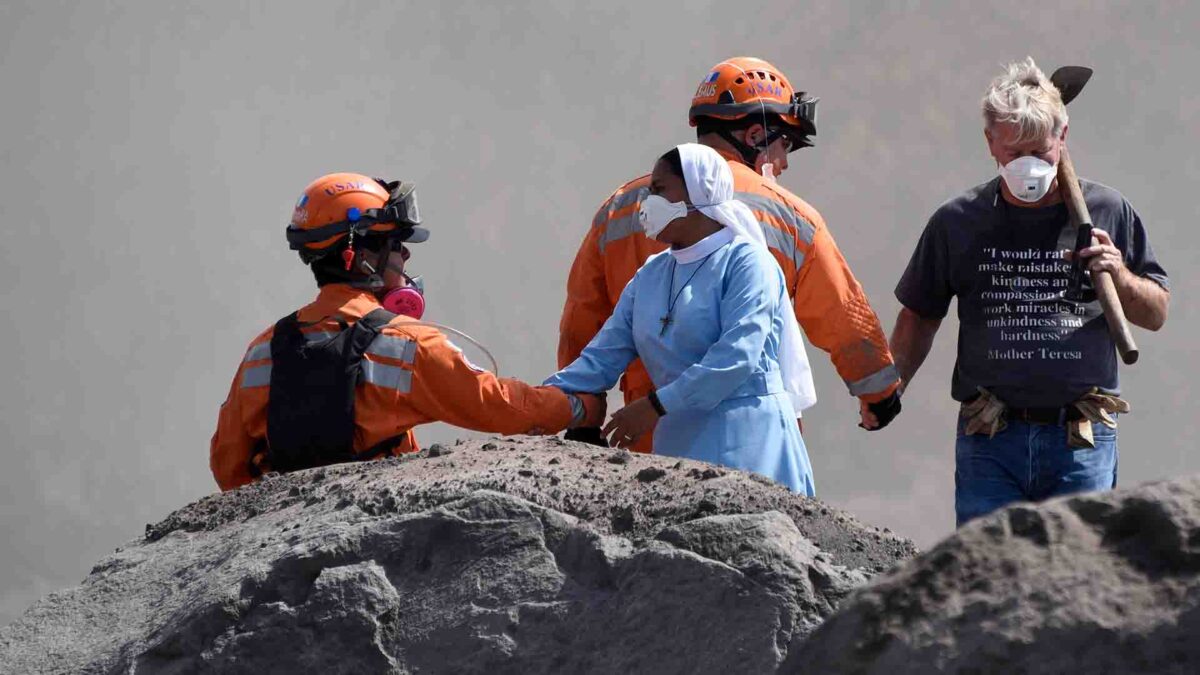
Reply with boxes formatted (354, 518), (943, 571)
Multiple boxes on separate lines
(638, 195), (693, 240)
(998, 155), (1057, 203)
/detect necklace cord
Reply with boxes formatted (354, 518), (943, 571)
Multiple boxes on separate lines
(660, 251), (719, 334)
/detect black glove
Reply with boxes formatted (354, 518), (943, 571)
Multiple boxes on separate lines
(866, 392), (902, 430)
(564, 426), (609, 447)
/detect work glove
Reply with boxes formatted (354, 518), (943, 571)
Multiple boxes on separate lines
(1073, 389), (1130, 428)
(564, 427), (609, 447)
(960, 386), (1006, 438)
(1068, 388), (1131, 449)
(864, 391), (902, 431)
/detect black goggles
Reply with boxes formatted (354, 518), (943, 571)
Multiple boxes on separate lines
(770, 93), (817, 150)
(370, 178), (421, 228)
(787, 92), (818, 130)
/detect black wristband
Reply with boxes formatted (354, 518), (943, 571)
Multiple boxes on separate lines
(647, 390), (667, 416)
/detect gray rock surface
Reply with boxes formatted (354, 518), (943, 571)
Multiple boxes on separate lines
(0, 438), (916, 674)
(788, 475), (1200, 675)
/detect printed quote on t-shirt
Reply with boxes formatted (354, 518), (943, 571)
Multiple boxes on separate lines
(977, 245), (1086, 362)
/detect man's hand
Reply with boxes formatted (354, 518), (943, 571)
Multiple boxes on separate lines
(602, 397), (660, 449)
(859, 391), (902, 431)
(1075, 228), (1127, 279)
(1065, 228), (1168, 330)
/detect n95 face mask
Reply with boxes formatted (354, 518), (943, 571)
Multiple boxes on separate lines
(998, 156), (1057, 203)
(638, 195), (693, 240)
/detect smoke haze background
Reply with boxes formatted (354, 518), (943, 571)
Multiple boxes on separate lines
(0, 0), (1194, 625)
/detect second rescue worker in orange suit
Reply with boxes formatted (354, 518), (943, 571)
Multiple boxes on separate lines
(559, 57), (903, 451)
(212, 174), (604, 491)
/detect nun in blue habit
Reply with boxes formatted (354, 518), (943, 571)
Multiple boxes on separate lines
(545, 143), (817, 495)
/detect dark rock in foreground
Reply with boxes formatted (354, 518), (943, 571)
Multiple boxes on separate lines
(0, 437), (916, 674)
(788, 475), (1200, 675)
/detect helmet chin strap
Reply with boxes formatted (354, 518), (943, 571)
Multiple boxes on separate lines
(716, 128), (763, 168)
(365, 244), (394, 293)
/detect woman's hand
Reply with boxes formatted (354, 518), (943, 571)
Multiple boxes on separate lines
(603, 397), (660, 449)
(859, 400), (879, 430)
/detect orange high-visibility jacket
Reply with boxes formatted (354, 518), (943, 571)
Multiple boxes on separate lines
(212, 284), (573, 491)
(559, 148), (900, 425)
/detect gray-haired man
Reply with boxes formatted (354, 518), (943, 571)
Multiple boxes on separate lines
(889, 57), (1170, 525)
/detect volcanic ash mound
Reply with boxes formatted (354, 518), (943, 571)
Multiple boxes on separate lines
(0, 437), (916, 675)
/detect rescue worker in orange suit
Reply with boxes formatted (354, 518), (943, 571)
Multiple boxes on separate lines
(560, 57), (903, 451)
(211, 173), (604, 491)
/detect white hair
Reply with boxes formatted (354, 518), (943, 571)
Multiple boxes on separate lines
(981, 56), (1068, 143)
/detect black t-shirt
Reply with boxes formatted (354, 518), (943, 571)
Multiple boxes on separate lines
(896, 177), (1169, 407)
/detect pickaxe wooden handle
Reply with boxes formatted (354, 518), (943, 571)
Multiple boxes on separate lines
(1058, 146), (1139, 364)
(1051, 65), (1139, 365)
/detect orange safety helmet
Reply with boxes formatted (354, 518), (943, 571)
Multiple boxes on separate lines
(286, 172), (428, 263)
(688, 57), (818, 148)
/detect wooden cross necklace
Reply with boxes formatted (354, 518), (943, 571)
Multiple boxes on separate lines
(660, 251), (718, 336)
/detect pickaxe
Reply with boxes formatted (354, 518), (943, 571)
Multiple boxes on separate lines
(1051, 66), (1139, 365)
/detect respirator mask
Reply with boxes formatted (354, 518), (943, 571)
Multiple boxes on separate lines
(639, 195), (697, 240)
(998, 156), (1057, 203)
(381, 274), (425, 319)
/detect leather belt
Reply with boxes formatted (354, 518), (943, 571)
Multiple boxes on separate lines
(1006, 405), (1083, 426)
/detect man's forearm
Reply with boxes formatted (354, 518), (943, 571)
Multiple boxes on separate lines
(1113, 269), (1169, 331)
(890, 307), (942, 391)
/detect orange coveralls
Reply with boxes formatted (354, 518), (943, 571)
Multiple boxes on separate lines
(559, 148), (900, 452)
(212, 284), (573, 490)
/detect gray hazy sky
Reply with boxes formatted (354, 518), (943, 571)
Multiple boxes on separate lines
(1, 1), (1195, 626)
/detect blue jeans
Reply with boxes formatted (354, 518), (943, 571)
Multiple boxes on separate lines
(955, 416), (1118, 526)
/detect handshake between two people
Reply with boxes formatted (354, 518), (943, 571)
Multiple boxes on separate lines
(524, 390), (656, 450)
(858, 389), (904, 431)
(552, 384), (905, 450)
(559, 392), (657, 450)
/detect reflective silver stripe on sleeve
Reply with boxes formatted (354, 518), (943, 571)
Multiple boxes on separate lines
(759, 223), (804, 272)
(366, 334), (417, 364)
(361, 360), (413, 393)
(599, 213), (643, 252)
(735, 191), (816, 246)
(591, 208), (606, 229)
(244, 342), (271, 363)
(846, 364), (901, 397)
(609, 186), (647, 214)
(240, 364), (272, 388)
(598, 187), (650, 251)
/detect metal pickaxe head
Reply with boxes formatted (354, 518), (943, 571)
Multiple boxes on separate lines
(1050, 66), (1093, 106)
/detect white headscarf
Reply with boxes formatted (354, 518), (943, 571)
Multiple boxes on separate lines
(676, 143), (817, 413)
